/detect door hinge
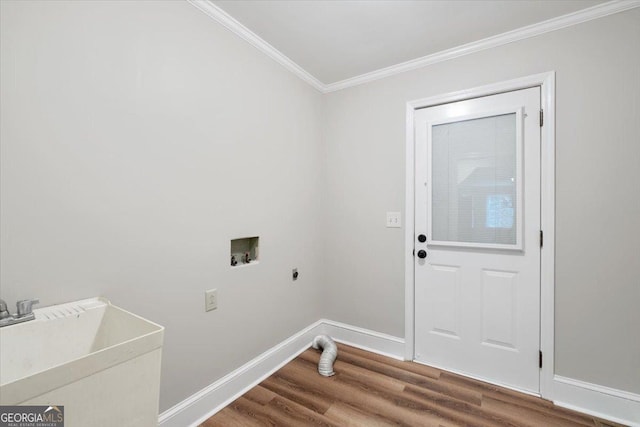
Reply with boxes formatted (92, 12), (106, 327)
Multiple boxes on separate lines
(540, 230), (543, 248)
(540, 109), (544, 127)
(539, 350), (543, 368)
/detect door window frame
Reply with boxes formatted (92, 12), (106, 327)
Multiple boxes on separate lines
(404, 72), (556, 400)
(426, 106), (525, 251)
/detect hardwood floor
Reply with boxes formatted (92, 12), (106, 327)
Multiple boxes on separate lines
(201, 343), (624, 427)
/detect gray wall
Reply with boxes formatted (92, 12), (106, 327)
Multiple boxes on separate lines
(0, 1), (325, 411)
(322, 9), (640, 394)
(2, 0), (639, 413)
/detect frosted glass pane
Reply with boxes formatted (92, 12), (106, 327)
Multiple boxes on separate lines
(431, 113), (517, 245)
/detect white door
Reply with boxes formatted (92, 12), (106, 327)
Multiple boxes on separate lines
(414, 87), (541, 393)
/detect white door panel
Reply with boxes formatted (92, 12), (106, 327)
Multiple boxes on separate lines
(414, 87), (541, 393)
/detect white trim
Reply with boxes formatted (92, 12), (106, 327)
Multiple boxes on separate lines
(406, 72), (553, 110)
(323, 1), (640, 92)
(553, 376), (640, 426)
(157, 319), (404, 427)
(156, 315), (640, 426)
(404, 72), (556, 398)
(555, 375), (640, 403)
(539, 71), (556, 402)
(404, 105), (417, 361)
(158, 319), (323, 427)
(186, 0), (325, 92)
(320, 319), (405, 360)
(187, 0), (639, 94)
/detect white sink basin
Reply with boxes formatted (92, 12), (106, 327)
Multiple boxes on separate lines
(0, 297), (164, 426)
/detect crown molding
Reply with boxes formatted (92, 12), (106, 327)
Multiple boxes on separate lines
(187, 0), (325, 92)
(323, 0), (640, 92)
(188, 0), (640, 94)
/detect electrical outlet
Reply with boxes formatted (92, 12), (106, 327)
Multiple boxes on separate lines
(205, 289), (218, 312)
(386, 212), (402, 228)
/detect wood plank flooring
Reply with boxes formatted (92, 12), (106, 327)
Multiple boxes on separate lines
(201, 343), (625, 427)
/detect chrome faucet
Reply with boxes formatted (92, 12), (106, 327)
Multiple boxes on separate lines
(0, 298), (39, 327)
(0, 299), (10, 320)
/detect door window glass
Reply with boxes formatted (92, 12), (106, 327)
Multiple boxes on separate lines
(431, 113), (518, 246)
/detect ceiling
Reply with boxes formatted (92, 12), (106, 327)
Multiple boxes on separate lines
(213, 0), (605, 85)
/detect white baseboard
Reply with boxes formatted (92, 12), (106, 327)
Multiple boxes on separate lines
(157, 319), (404, 427)
(157, 319), (322, 427)
(158, 320), (639, 427)
(318, 319), (405, 360)
(553, 375), (640, 426)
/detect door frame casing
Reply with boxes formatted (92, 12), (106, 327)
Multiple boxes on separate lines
(404, 72), (556, 399)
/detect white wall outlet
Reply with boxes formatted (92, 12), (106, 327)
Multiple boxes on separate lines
(386, 212), (402, 228)
(205, 289), (218, 312)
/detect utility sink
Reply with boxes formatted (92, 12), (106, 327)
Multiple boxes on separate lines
(0, 297), (164, 426)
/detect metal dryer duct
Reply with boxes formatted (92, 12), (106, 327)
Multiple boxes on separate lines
(312, 335), (338, 377)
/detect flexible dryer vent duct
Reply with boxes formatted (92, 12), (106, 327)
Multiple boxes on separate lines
(312, 335), (337, 377)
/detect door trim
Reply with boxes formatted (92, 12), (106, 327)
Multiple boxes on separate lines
(404, 72), (556, 400)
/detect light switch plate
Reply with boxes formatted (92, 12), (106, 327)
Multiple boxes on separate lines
(205, 289), (218, 312)
(386, 212), (402, 228)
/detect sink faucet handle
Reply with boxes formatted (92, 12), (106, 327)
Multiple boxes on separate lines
(0, 299), (9, 319)
(16, 299), (39, 317)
